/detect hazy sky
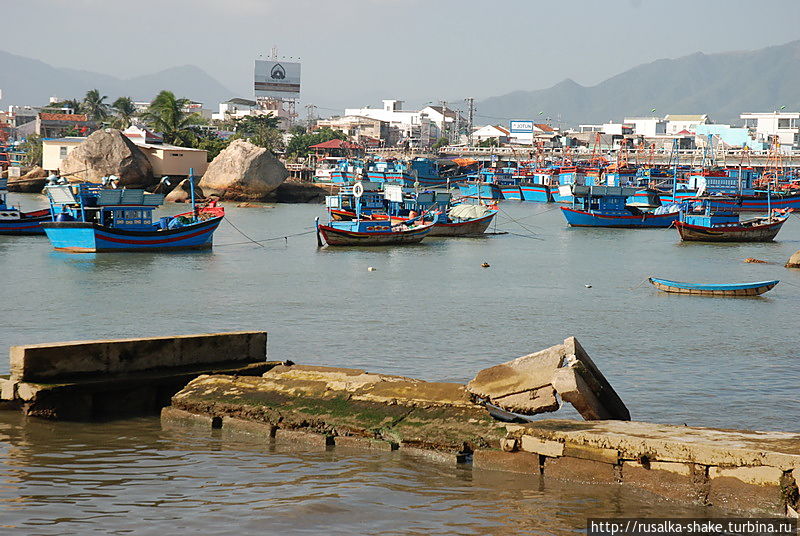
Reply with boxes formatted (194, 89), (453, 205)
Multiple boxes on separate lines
(4, 0), (800, 113)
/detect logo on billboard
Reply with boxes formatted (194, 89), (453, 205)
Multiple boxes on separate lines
(270, 64), (286, 80)
(510, 120), (534, 133)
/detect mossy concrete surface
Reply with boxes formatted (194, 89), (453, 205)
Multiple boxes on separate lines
(170, 366), (506, 452)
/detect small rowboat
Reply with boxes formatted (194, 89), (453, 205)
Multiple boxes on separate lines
(649, 277), (779, 297)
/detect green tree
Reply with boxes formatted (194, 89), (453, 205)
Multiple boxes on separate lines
(232, 114), (284, 152)
(44, 98), (82, 114)
(140, 90), (201, 146)
(111, 96), (137, 129)
(477, 137), (499, 148)
(285, 127), (347, 158)
(81, 89), (109, 121)
(432, 136), (449, 151)
(193, 131), (232, 161)
(20, 134), (43, 167)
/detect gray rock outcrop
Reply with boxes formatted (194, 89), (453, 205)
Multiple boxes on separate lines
(59, 129), (154, 188)
(199, 139), (288, 201)
(7, 166), (48, 193)
(786, 250), (800, 269)
(165, 179), (205, 203)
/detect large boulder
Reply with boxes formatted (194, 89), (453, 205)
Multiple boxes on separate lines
(199, 139), (288, 201)
(8, 166), (48, 193)
(786, 250), (800, 269)
(165, 179), (206, 203)
(59, 129), (154, 188)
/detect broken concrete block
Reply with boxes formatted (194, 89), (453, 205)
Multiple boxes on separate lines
(556, 337), (630, 421)
(0, 378), (16, 400)
(520, 435), (564, 457)
(274, 428), (333, 450)
(466, 341), (565, 414)
(500, 438), (518, 452)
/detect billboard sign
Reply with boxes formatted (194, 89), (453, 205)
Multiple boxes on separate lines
(510, 120), (534, 133)
(254, 60), (301, 99)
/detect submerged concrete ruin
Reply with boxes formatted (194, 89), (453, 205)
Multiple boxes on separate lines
(1, 332), (798, 515)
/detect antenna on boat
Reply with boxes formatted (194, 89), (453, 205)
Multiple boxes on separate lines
(188, 168), (196, 220)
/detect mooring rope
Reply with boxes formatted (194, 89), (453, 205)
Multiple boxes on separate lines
(217, 218), (316, 248)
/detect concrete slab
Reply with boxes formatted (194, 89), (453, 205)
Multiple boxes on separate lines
(274, 429), (333, 450)
(543, 455), (620, 484)
(161, 407), (220, 430)
(520, 435), (564, 457)
(512, 419), (800, 470)
(473, 450), (541, 474)
(334, 436), (396, 451)
(11, 331), (267, 382)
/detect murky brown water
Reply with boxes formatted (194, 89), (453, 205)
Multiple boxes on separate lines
(1, 194), (798, 533)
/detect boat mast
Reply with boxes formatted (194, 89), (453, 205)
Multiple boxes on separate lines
(189, 167), (196, 220)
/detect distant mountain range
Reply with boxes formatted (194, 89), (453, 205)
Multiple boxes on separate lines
(476, 40), (800, 127)
(0, 50), (236, 107)
(3, 40), (798, 125)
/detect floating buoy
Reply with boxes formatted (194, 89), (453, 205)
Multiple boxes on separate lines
(744, 258), (767, 264)
(585, 284), (592, 288)
(368, 266), (376, 271)
(481, 262), (490, 268)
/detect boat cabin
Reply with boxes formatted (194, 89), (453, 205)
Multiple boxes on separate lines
(325, 181), (385, 214)
(45, 183), (165, 229)
(680, 199), (739, 227)
(687, 169), (752, 194)
(571, 185), (641, 215)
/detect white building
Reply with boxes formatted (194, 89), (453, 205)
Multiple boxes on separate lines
(344, 100), (442, 145)
(624, 116), (666, 137)
(665, 114), (709, 135)
(472, 125), (509, 144)
(740, 111), (800, 148)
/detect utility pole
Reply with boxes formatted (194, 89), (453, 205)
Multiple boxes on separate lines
(452, 108), (461, 145)
(465, 97), (475, 146)
(440, 100), (448, 142)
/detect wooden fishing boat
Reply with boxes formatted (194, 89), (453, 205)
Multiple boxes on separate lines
(0, 178), (50, 235)
(649, 277), (779, 296)
(676, 198), (789, 242)
(316, 219), (434, 246)
(41, 178), (223, 253)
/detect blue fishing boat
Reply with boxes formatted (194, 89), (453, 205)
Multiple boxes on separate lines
(41, 175), (222, 252)
(649, 277), (779, 297)
(457, 168), (511, 200)
(561, 186), (679, 228)
(0, 178), (51, 235)
(519, 167), (558, 203)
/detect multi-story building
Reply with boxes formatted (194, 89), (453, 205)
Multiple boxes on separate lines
(664, 114), (709, 135)
(314, 115), (391, 146)
(740, 111), (800, 149)
(624, 116), (666, 137)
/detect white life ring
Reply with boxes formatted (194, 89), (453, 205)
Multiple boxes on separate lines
(352, 182), (364, 198)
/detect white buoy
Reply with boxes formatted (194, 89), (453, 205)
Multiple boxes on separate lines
(368, 267), (376, 272)
(585, 284), (592, 288)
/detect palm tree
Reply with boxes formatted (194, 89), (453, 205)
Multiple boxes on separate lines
(81, 89), (109, 121)
(140, 90), (201, 146)
(111, 96), (137, 129)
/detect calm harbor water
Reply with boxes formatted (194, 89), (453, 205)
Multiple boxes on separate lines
(1, 192), (799, 534)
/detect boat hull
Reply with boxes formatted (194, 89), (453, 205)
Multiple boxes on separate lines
(428, 211), (497, 236)
(499, 185), (522, 200)
(561, 207), (679, 228)
(318, 223), (433, 246)
(0, 209), (51, 235)
(649, 277), (778, 296)
(519, 183), (552, 203)
(675, 217), (786, 242)
(41, 217), (223, 252)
